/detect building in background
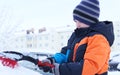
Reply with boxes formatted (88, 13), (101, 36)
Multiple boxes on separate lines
(10, 25), (74, 53)
(3, 22), (120, 53)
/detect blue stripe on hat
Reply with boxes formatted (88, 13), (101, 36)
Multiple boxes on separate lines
(73, 14), (95, 26)
(82, 1), (99, 11)
(76, 5), (99, 18)
(88, 0), (99, 5)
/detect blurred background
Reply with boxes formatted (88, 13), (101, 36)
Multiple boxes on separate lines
(0, 0), (120, 53)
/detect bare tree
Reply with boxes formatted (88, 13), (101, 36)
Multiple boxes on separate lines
(0, 7), (23, 50)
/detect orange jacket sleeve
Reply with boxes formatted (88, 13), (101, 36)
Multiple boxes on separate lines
(82, 34), (111, 75)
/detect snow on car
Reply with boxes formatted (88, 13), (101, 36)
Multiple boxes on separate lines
(0, 51), (120, 75)
(109, 51), (120, 71)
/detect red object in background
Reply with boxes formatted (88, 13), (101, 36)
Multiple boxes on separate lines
(0, 56), (18, 68)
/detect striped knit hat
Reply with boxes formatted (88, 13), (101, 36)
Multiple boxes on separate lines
(73, 0), (100, 26)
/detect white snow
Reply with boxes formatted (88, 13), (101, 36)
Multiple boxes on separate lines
(0, 51), (120, 75)
(0, 61), (41, 75)
(1, 62), (120, 75)
(109, 71), (120, 75)
(110, 51), (120, 63)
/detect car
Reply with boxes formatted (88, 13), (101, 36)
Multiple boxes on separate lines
(109, 52), (120, 71)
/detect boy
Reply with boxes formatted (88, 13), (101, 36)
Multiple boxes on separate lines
(40, 0), (114, 75)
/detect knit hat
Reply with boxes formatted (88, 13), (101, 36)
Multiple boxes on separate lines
(73, 0), (100, 26)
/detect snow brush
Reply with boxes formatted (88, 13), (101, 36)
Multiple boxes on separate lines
(0, 51), (54, 69)
(0, 56), (18, 68)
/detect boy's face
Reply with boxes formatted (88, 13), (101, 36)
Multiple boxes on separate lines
(74, 20), (89, 29)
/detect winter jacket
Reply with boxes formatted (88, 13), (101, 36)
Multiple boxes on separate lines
(53, 21), (114, 75)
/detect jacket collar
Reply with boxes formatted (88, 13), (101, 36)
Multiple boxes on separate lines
(74, 28), (90, 37)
